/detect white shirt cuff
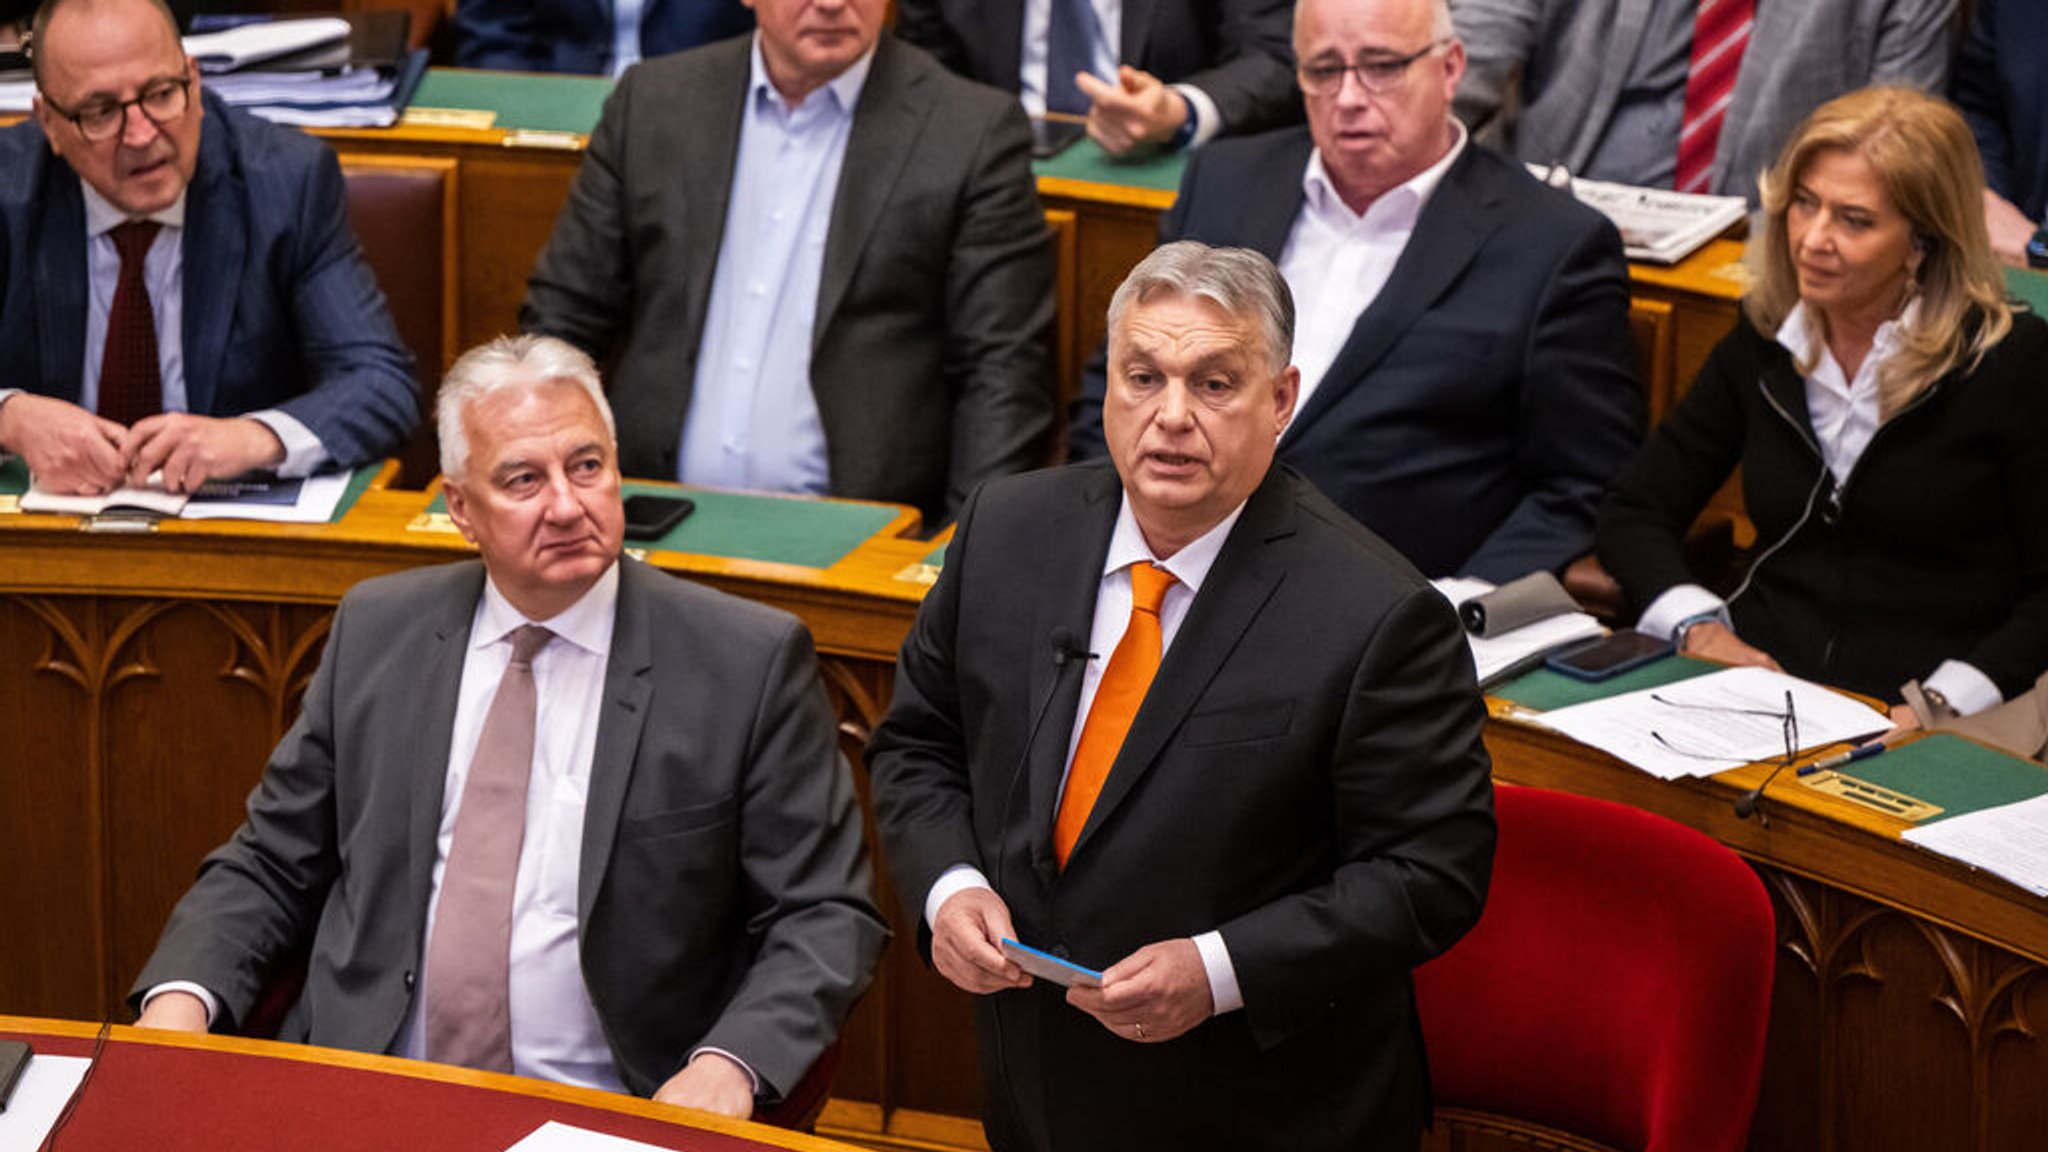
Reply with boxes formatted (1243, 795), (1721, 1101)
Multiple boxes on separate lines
(142, 980), (221, 1028)
(245, 410), (328, 478)
(1172, 83), (1223, 148)
(1637, 584), (1729, 643)
(1191, 930), (1241, 1015)
(687, 1045), (762, 1096)
(1925, 660), (2003, 717)
(923, 864), (993, 929)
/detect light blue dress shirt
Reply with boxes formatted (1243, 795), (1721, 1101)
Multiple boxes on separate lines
(677, 37), (874, 495)
(609, 0), (646, 77)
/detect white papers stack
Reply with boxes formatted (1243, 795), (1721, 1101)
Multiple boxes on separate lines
(1530, 666), (1891, 780)
(1432, 577), (1605, 686)
(184, 18), (351, 73)
(19, 481), (188, 517)
(503, 1121), (675, 1152)
(1903, 794), (2048, 896)
(19, 471), (350, 523)
(1529, 166), (1750, 264)
(0, 1054), (92, 1148)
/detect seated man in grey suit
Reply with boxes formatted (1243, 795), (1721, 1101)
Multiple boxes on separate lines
(132, 335), (888, 1119)
(0, 0), (417, 497)
(522, 0), (1056, 526)
(1451, 0), (1956, 203)
(1072, 0), (1640, 584)
(894, 0), (1298, 156)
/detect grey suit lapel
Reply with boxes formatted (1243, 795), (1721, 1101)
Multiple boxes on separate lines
(675, 40), (751, 376)
(180, 110), (243, 418)
(1066, 468), (1294, 866)
(33, 169), (88, 400)
(577, 558), (656, 919)
(1281, 146), (1504, 446)
(405, 566), (488, 933)
(1022, 467), (1122, 883)
(816, 39), (932, 349)
(1564, 0), (1655, 171)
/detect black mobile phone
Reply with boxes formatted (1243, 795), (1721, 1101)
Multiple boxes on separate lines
(1030, 116), (1087, 158)
(0, 1037), (31, 1112)
(1545, 630), (1674, 682)
(622, 494), (695, 541)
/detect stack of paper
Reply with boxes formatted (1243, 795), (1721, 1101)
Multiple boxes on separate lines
(1433, 577), (1605, 687)
(1904, 795), (2048, 897)
(185, 14), (428, 129)
(1529, 166), (1750, 264)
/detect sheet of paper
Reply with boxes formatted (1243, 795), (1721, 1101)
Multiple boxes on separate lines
(0, 1054), (92, 1148)
(181, 471), (350, 523)
(1904, 793), (2048, 897)
(503, 1120), (678, 1152)
(1530, 665), (1891, 780)
(1431, 578), (1605, 686)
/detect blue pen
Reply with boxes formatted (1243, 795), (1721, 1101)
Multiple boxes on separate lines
(1797, 741), (1886, 777)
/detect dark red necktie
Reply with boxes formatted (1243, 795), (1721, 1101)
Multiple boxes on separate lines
(1675, 0), (1756, 195)
(98, 220), (164, 427)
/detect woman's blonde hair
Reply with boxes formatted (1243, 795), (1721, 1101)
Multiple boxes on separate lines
(1748, 86), (2012, 416)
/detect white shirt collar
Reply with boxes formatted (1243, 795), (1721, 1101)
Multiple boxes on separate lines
(474, 560), (621, 658)
(1775, 297), (1919, 382)
(747, 33), (876, 114)
(80, 180), (186, 237)
(1302, 117), (1467, 226)
(1102, 496), (1248, 595)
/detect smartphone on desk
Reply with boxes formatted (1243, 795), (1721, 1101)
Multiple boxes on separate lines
(1545, 630), (1674, 682)
(622, 494), (695, 541)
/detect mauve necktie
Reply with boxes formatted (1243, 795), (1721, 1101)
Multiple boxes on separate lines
(1054, 562), (1176, 867)
(98, 220), (163, 427)
(424, 623), (554, 1073)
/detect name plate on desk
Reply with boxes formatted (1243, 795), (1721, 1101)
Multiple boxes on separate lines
(402, 106), (496, 130)
(1800, 772), (1942, 821)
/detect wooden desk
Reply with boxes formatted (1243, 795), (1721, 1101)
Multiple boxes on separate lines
(0, 1015), (863, 1151)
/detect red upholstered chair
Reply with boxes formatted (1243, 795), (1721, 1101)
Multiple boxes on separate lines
(1414, 784), (1774, 1152)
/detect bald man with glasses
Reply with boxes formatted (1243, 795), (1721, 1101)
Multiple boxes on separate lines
(0, 0), (416, 497)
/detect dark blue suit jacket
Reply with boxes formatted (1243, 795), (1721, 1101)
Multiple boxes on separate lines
(454, 0), (753, 74)
(0, 93), (417, 469)
(1070, 128), (1642, 583)
(1954, 0), (2048, 224)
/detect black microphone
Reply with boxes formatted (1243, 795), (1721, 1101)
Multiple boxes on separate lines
(1732, 764), (1789, 825)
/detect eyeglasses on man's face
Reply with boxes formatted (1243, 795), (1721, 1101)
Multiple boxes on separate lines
(1296, 40), (1448, 96)
(42, 74), (190, 144)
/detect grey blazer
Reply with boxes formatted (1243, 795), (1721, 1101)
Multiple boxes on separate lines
(132, 557), (888, 1100)
(521, 34), (1057, 523)
(1451, 0), (1957, 203)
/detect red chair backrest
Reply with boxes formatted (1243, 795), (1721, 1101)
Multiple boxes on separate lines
(1414, 784), (1774, 1152)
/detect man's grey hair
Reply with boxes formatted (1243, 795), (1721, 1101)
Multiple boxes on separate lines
(1106, 241), (1295, 375)
(437, 334), (616, 481)
(1293, 0), (1456, 49)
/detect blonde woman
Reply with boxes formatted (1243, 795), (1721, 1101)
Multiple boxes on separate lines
(1598, 87), (2048, 728)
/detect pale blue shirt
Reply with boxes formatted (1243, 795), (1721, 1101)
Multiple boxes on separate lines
(609, 0), (646, 77)
(925, 497), (1251, 1016)
(676, 37), (873, 495)
(1016, 0), (1223, 145)
(4, 183), (324, 476)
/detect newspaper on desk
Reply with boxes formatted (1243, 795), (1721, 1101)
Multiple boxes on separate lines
(1530, 166), (1750, 264)
(1530, 665), (1892, 780)
(19, 470), (350, 523)
(1903, 793), (2048, 897)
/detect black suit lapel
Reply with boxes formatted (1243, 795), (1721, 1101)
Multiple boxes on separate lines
(1020, 467), (1123, 884)
(34, 168), (88, 401)
(405, 566), (488, 930)
(181, 109), (243, 418)
(1208, 132), (1310, 259)
(1066, 468), (1295, 865)
(1281, 147), (1505, 446)
(984, 0), (1026, 89)
(578, 559), (656, 919)
(1120, 0), (1157, 65)
(817, 40), (931, 349)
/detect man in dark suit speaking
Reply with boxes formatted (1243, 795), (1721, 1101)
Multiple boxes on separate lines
(0, 0), (417, 497)
(522, 0), (1055, 525)
(1069, 0), (1640, 584)
(869, 242), (1495, 1151)
(132, 335), (886, 1119)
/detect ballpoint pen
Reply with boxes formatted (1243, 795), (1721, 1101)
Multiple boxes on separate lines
(1798, 741), (1886, 777)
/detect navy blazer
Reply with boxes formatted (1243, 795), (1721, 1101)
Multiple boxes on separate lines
(1954, 0), (2048, 223)
(1071, 128), (1642, 583)
(0, 92), (417, 469)
(453, 0), (754, 75)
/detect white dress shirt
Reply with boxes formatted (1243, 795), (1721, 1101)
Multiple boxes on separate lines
(925, 497), (1250, 1015)
(0, 183), (325, 475)
(1016, 0), (1224, 145)
(1277, 119), (1467, 412)
(1638, 299), (2001, 715)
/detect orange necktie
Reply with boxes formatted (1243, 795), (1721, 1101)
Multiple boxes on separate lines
(1054, 562), (1176, 868)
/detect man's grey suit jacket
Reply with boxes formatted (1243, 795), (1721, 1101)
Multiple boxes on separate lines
(1451, 0), (1956, 203)
(133, 557), (888, 1099)
(0, 91), (419, 468)
(522, 35), (1057, 523)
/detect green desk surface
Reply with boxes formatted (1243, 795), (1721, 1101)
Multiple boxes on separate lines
(0, 460), (378, 524)
(2007, 266), (2048, 316)
(1493, 654), (1720, 712)
(1827, 733), (2048, 825)
(1034, 138), (1185, 192)
(411, 68), (615, 135)
(425, 483), (900, 569)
